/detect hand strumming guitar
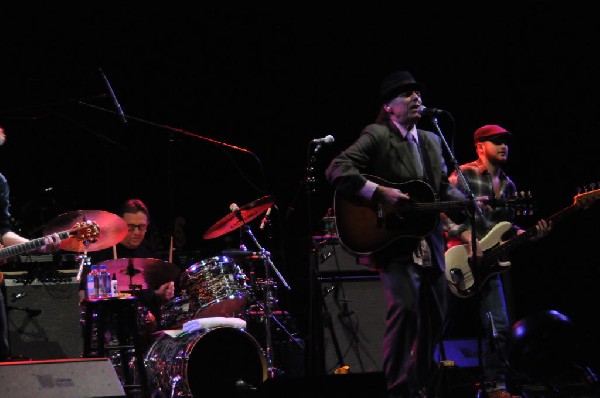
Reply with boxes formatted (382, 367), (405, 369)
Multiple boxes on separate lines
(373, 184), (411, 204)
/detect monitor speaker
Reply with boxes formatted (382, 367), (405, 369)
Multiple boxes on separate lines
(5, 281), (83, 360)
(319, 274), (386, 374)
(0, 358), (125, 397)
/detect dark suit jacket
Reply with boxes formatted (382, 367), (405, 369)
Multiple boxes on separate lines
(325, 120), (467, 270)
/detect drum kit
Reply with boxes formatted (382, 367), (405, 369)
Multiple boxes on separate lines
(42, 197), (296, 397)
(151, 194), (295, 396)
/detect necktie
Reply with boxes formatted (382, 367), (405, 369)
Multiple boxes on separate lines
(406, 133), (424, 178)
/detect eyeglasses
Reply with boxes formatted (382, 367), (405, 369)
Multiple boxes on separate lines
(127, 224), (148, 232)
(484, 138), (509, 145)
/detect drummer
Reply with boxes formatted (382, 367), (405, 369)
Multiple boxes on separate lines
(78, 199), (176, 321)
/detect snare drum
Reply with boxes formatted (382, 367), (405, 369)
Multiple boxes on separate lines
(161, 256), (248, 328)
(144, 326), (267, 397)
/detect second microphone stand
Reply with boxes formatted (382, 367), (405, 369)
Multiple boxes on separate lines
(237, 222), (294, 379)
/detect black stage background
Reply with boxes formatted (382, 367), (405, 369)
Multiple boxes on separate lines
(1, 3), (600, 379)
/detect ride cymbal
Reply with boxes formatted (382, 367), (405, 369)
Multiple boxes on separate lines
(203, 195), (274, 239)
(44, 209), (128, 252)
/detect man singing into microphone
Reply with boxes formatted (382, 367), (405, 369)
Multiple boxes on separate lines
(325, 70), (473, 398)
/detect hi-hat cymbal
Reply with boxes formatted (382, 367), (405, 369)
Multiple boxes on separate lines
(100, 258), (181, 290)
(44, 210), (128, 252)
(203, 195), (274, 240)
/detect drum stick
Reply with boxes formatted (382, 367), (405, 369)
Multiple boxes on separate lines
(113, 245), (117, 260)
(169, 236), (174, 263)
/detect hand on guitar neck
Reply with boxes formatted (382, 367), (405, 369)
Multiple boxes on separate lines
(0, 222), (100, 283)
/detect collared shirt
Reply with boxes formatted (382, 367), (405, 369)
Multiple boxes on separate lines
(445, 158), (519, 244)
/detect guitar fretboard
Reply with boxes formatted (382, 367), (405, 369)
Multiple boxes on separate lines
(0, 230), (71, 260)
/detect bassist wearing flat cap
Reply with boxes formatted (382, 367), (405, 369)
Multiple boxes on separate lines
(442, 124), (556, 398)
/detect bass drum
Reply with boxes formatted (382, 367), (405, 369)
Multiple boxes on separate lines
(145, 326), (267, 397)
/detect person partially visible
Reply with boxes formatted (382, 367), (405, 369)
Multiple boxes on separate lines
(325, 70), (473, 398)
(78, 199), (176, 325)
(443, 124), (551, 398)
(0, 126), (62, 361)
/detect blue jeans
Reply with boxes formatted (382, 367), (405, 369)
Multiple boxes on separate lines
(479, 274), (510, 385)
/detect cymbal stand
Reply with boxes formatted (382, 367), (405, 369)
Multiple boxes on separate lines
(125, 258), (143, 291)
(76, 251), (91, 282)
(76, 220), (97, 282)
(240, 224), (294, 378)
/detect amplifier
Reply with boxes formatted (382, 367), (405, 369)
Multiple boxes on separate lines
(313, 237), (371, 274)
(318, 274), (386, 374)
(5, 281), (83, 360)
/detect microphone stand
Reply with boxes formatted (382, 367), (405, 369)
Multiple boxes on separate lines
(303, 141), (347, 377)
(426, 114), (489, 398)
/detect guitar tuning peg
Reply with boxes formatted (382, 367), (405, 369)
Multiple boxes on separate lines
(576, 187), (582, 194)
(590, 182), (596, 190)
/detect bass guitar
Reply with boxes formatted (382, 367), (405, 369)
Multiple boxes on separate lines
(445, 188), (600, 298)
(0, 221), (100, 283)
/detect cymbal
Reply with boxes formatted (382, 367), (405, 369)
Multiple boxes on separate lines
(100, 258), (181, 290)
(203, 195), (274, 240)
(44, 210), (128, 252)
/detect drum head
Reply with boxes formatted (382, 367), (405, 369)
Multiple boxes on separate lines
(145, 326), (267, 396)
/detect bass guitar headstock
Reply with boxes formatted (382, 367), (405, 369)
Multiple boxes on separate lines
(575, 183), (600, 210)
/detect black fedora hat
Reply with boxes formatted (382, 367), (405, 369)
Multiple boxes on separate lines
(380, 70), (424, 103)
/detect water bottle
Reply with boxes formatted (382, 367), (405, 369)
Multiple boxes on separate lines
(98, 264), (110, 297)
(86, 265), (99, 299)
(110, 273), (119, 297)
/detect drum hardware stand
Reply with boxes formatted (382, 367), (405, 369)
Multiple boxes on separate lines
(239, 223), (293, 379)
(75, 249), (91, 282)
(125, 258), (143, 291)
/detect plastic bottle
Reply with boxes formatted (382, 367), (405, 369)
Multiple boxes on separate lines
(86, 265), (99, 299)
(98, 264), (110, 297)
(110, 273), (119, 297)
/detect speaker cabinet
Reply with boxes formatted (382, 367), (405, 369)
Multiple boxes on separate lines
(319, 274), (386, 374)
(0, 358), (126, 397)
(6, 280), (83, 360)
(316, 239), (366, 274)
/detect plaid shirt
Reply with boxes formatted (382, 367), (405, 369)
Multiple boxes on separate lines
(445, 159), (520, 246)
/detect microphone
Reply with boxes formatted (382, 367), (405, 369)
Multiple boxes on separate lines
(229, 203), (245, 223)
(311, 134), (335, 145)
(417, 105), (448, 116)
(259, 206), (272, 230)
(98, 67), (127, 124)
